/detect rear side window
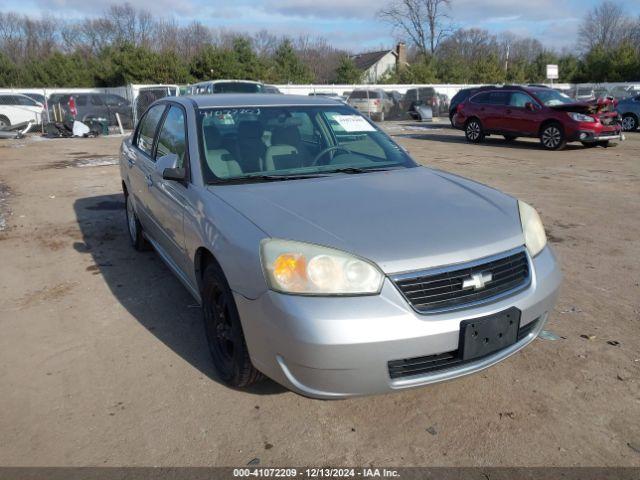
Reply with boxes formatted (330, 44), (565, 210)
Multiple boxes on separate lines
(473, 91), (509, 105)
(350, 91), (377, 99)
(90, 95), (105, 106)
(136, 104), (166, 156)
(75, 96), (87, 106)
(155, 106), (187, 168)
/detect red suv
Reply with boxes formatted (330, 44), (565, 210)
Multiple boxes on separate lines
(453, 86), (623, 150)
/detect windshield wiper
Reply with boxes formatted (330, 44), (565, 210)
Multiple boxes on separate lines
(328, 166), (398, 174)
(211, 173), (328, 184)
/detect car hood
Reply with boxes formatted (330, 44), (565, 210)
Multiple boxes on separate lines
(209, 167), (524, 274)
(549, 102), (600, 114)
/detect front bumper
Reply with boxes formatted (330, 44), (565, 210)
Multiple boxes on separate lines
(235, 246), (562, 399)
(576, 130), (625, 143)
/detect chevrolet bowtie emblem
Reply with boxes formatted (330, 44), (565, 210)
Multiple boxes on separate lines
(462, 272), (493, 290)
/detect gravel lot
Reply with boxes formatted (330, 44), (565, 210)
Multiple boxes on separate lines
(0, 122), (638, 467)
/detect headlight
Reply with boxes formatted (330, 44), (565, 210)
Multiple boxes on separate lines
(568, 112), (595, 123)
(261, 239), (384, 295)
(518, 201), (547, 257)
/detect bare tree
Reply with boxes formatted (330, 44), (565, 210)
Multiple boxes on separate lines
(378, 0), (451, 56)
(578, 0), (628, 51)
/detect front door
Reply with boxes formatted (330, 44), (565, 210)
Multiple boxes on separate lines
(146, 105), (189, 273)
(507, 92), (540, 135)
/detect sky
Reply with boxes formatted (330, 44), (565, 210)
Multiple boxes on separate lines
(2, 0), (640, 52)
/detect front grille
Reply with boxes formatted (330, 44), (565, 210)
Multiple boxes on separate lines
(392, 249), (530, 313)
(388, 317), (540, 379)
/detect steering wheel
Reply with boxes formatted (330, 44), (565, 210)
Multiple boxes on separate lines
(311, 146), (355, 166)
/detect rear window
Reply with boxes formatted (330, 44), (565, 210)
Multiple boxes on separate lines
(212, 82), (263, 94)
(349, 91), (381, 99)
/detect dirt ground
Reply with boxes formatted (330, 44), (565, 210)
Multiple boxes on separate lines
(0, 122), (638, 467)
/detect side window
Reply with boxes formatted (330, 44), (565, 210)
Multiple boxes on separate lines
(509, 92), (534, 108)
(90, 95), (104, 106)
(75, 95), (87, 106)
(155, 106), (187, 168)
(486, 91), (509, 105)
(472, 92), (491, 104)
(136, 105), (166, 157)
(291, 112), (315, 142)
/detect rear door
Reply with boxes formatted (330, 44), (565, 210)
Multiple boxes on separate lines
(126, 104), (167, 239)
(478, 91), (510, 131)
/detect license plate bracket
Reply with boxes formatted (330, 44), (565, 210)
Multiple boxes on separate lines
(460, 308), (521, 361)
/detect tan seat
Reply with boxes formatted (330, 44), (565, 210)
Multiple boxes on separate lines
(264, 126), (305, 171)
(203, 125), (242, 178)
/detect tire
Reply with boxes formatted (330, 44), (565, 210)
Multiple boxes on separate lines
(503, 135), (517, 142)
(581, 142), (597, 148)
(621, 114), (638, 132)
(125, 193), (149, 251)
(378, 110), (385, 122)
(596, 140), (610, 147)
(202, 261), (263, 388)
(539, 123), (566, 150)
(465, 118), (484, 143)
(0, 115), (10, 128)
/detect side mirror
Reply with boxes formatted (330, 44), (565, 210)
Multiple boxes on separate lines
(156, 153), (185, 182)
(525, 102), (535, 111)
(162, 167), (186, 182)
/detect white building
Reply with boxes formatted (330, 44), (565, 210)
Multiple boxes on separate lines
(351, 43), (408, 84)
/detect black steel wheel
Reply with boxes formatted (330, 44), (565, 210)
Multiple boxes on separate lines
(202, 262), (263, 388)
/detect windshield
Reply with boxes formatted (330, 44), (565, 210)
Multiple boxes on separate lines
(198, 105), (416, 183)
(534, 89), (574, 106)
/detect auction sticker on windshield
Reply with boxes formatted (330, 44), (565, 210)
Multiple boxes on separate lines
(333, 115), (377, 132)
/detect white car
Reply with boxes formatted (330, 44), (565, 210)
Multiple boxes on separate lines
(0, 93), (44, 128)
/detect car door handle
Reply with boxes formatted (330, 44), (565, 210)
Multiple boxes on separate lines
(145, 174), (153, 187)
(127, 156), (135, 168)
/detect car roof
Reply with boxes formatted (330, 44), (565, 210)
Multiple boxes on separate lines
(191, 80), (264, 86)
(182, 94), (344, 108)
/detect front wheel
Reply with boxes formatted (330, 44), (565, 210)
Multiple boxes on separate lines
(621, 114), (638, 132)
(540, 124), (566, 150)
(202, 262), (263, 388)
(465, 119), (484, 143)
(0, 116), (10, 128)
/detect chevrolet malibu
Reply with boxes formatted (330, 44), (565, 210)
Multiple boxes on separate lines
(120, 94), (561, 398)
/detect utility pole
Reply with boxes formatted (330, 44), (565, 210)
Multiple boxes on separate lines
(505, 43), (510, 74)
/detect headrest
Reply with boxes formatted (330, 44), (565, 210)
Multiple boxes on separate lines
(203, 125), (221, 150)
(238, 120), (264, 139)
(272, 126), (301, 146)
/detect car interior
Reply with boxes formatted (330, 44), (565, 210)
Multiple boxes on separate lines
(199, 107), (401, 181)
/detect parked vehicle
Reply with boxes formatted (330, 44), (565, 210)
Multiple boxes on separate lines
(120, 93), (561, 398)
(188, 80), (265, 95)
(449, 86), (495, 126)
(616, 94), (640, 131)
(347, 89), (392, 121)
(20, 92), (45, 106)
(0, 93), (44, 127)
(48, 93), (133, 128)
(263, 85), (282, 94)
(574, 87), (596, 102)
(308, 92), (345, 103)
(454, 86), (623, 150)
(405, 87), (441, 118)
(438, 93), (450, 113)
(608, 85), (639, 100)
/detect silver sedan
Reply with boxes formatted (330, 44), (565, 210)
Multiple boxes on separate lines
(120, 94), (561, 398)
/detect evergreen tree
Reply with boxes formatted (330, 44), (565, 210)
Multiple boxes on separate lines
(334, 56), (362, 83)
